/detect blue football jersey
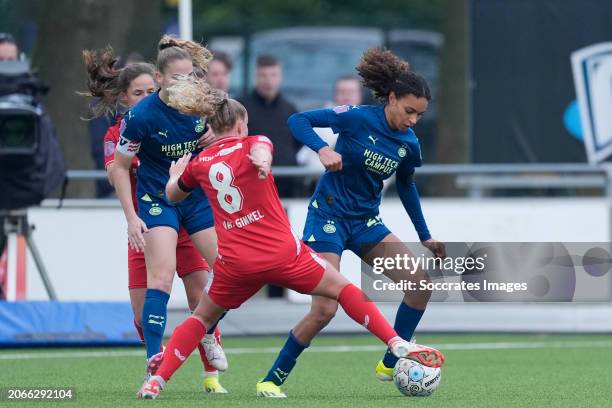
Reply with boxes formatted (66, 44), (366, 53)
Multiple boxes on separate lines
(117, 92), (208, 205)
(295, 105), (423, 218)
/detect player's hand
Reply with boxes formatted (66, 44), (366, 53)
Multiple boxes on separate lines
(422, 239), (446, 259)
(247, 153), (271, 179)
(128, 216), (148, 252)
(197, 128), (216, 149)
(318, 146), (342, 172)
(169, 152), (192, 179)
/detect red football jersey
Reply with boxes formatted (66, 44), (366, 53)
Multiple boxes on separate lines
(103, 116), (139, 209)
(180, 135), (300, 272)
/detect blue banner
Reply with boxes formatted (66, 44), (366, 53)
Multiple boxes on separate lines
(0, 301), (141, 347)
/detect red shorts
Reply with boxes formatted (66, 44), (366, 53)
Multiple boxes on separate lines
(208, 242), (327, 309)
(127, 227), (209, 289)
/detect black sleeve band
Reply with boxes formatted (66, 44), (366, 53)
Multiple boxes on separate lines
(177, 177), (194, 193)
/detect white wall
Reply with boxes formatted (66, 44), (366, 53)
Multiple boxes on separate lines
(19, 198), (610, 306)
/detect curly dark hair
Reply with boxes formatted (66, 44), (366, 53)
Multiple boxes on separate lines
(81, 46), (155, 117)
(356, 47), (430, 103)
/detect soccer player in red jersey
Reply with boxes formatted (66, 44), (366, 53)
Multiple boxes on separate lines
(82, 48), (227, 393)
(137, 79), (445, 399)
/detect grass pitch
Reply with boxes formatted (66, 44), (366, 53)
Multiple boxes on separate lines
(1, 334), (611, 407)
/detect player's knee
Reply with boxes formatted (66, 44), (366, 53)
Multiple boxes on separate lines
(147, 273), (173, 293)
(310, 302), (338, 327)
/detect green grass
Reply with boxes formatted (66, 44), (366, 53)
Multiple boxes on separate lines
(1, 334), (611, 407)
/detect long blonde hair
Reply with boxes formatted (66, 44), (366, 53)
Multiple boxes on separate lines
(167, 77), (247, 135)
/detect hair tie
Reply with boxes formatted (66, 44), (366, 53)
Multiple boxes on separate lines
(159, 43), (174, 51)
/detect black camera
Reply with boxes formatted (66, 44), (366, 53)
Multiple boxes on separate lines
(0, 60), (65, 210)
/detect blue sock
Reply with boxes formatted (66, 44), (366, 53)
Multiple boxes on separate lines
(142, 289), (170, 359)
(381, 302), (425, 368)
(262, 331), (309, 386)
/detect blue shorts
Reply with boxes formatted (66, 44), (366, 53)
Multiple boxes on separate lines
(302, 206), (391, 257)
(138, 192), (214, 235)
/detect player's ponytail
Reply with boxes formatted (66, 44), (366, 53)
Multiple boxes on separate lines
(81, 46), (155, 118)
(157, 35), (212, 75)
(167, 77), (246, 135)
(356, 47), (430, 103)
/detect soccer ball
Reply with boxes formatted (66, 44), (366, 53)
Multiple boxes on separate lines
(393, 358), (441, 397)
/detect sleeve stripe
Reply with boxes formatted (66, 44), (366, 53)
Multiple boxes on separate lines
(177, 177), (194, 193)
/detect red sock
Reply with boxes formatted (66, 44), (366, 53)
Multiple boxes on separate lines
(337, 284), (398, 344)
(197, 325), (223, 372)
(134, 319), (145, 344)
(157, 316), (207, 382)
(197, 343), (216, 372)
(214, 325), (222, 346)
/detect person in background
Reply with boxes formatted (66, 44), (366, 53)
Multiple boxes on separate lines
(0, 33), (18, 61)
(238, 55), (300, 198)
(297, 75), (363, 171)
(206, 50), (232, 93)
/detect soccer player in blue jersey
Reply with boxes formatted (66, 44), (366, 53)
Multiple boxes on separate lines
(257, 48), (446, 397)
(112, 36), (227, 393)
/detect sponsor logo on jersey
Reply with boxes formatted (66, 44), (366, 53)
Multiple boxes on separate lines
(195, 118), (205, 133)
(363, 149), (400, 175)
(368, 135), (378, 145)
(149, 203), (162, 216)
(104, 140), (116, 157)
(398, 147), (407, 157)
(119, 118), (127, 135)
(160, 140), (199, 158)
(323, 221), (336, 234)
(158, 130), (169, 138)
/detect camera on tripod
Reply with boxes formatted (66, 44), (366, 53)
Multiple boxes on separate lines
(0, 60), (65, 210)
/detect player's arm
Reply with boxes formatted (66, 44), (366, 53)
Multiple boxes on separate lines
(247, 139), (273, 180)
(166, 153), (194, 202)
(115, 116), (148, 251)
(287, 108), (346, 172)
(396, 160), (446, 258)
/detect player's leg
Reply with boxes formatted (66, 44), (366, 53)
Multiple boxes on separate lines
(138, 292), (226, 399)
(181, 199), (229, 370)
(128, 247), (148, 345)
(129, 288), (146, 343)
(186, 226), (229, 373)
(139, 261), (262, 399)
(141, 226), (178, 361)
(259, 252), (340, 393)
(259, 208), (346, 396)
(306, 254), (443, 368)
(180, 269), (227, 394)
(360, 232), (433, 379)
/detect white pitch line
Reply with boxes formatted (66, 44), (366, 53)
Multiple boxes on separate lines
(1, 340), (612, 361)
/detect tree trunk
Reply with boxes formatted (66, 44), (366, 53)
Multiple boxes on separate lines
(433, 0), (469, 196)
(31, 0), (162, 197)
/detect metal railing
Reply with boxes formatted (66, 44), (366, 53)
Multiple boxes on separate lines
(67, 163), (612, 198)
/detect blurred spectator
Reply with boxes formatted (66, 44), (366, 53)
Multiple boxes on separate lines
(297, 75), (363, 171)
(0, 33), (18, 61)
(207, 50), (232, 93)
(88, 52), (144, 198)
(238, 55), (300, 197)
